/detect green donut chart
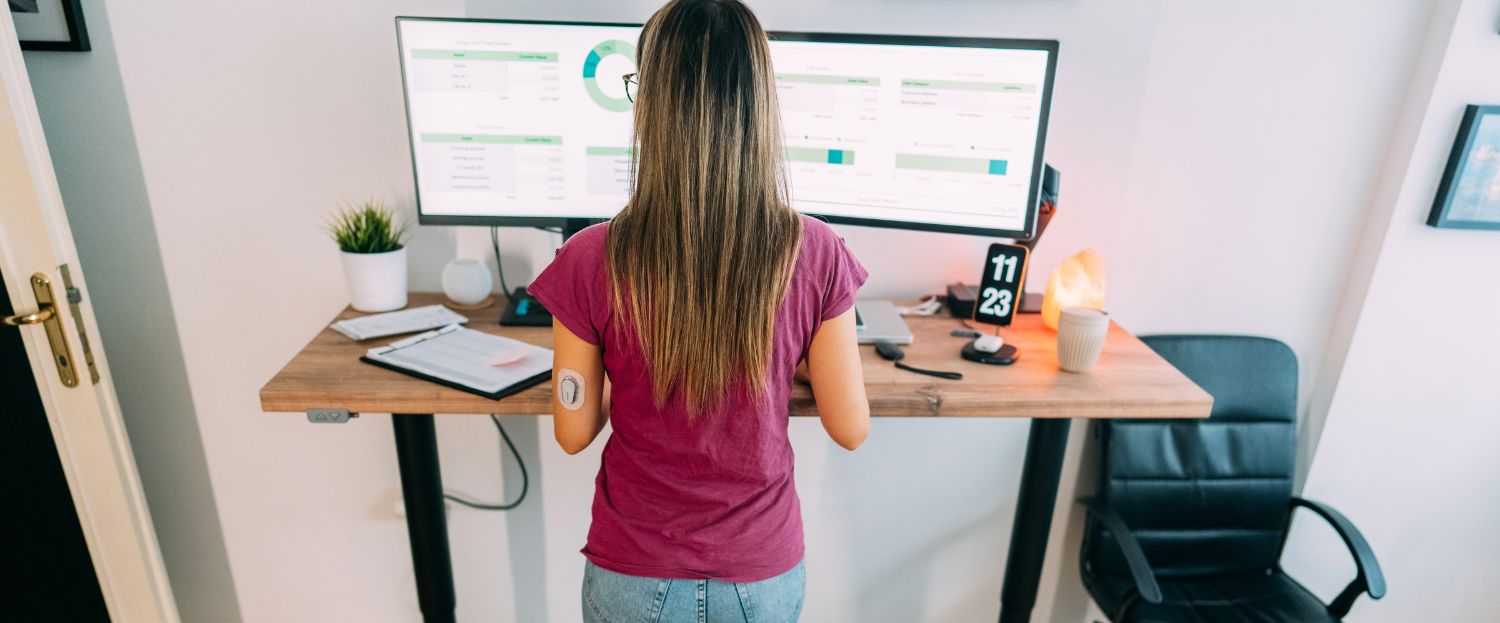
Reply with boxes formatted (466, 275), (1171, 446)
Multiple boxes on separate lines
(582, 39), (637, 112)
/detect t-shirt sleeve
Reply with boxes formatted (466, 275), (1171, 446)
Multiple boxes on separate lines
(820, 227), (869, 322)
(526, 228), (606, 346)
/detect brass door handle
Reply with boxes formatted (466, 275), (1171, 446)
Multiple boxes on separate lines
(6, 273), (78, 387)
(3, 306), (55, 326)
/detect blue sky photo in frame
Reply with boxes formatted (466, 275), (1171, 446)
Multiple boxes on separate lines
(1430, 106), (1500, 229)
(1450, 115), (1500, 221)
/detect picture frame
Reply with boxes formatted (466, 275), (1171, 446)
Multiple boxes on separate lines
(1429, 105), (1500, 230)
(9, 0), (90, 52)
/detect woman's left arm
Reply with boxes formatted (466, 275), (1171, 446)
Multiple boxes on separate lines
(551, 320), (610, 454)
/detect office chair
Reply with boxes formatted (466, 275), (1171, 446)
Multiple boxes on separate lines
(1079, 335), (1385, 622)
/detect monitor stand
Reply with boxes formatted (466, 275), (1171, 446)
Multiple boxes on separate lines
(498, 287), (550, 326)
(1017, 165), (1059, 313)
(499, 218), (601, 327)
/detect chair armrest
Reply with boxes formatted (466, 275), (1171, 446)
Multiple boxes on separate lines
(1290, 497), (1386, 615)
(1081, 498), (1163, 604)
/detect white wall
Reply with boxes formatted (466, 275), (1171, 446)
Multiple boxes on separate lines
(1284, 0), (1500, 620)
(21, 2), (241, 620)
(28, 0), (1457, 620)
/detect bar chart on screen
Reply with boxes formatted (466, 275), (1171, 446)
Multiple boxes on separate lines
(772, 41), (1046, 226)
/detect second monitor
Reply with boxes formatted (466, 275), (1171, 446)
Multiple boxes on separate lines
(397, 17), (1058, 239)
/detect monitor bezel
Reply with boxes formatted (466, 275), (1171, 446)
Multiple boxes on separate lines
(396, 16), (639, 229)
(395, 16), (1060, 239)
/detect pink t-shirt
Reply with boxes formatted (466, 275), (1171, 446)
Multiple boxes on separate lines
(527, 215), (867, 582)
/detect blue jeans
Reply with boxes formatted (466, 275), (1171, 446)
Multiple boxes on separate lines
(581, 560), (806, 623)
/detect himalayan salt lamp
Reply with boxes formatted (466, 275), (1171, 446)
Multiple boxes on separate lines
(1041, 248), (1107, 330)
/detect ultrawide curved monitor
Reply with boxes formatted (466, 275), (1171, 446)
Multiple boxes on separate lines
(396, 17), (1058, 239)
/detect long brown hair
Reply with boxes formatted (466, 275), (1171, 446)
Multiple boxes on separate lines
(608, 0), (802, 415)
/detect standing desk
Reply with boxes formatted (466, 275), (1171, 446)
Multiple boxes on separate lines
(259, 293), (1212, 623)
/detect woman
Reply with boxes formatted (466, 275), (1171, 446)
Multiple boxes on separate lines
(527, 0), (870, 620)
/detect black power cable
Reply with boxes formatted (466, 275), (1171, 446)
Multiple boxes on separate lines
(443, 415), (529, 511)
(895, 361), (964, 381)
(490, 226), (512, 301)
(491, 226), (565, 301)
(874, 340), (963, 380)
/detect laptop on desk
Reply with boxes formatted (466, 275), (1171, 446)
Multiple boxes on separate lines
(854, 300), (913, 345)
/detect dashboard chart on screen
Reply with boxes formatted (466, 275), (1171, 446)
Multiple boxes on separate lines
(398, 20), (638, 221)
(396, 18), (1057, 237)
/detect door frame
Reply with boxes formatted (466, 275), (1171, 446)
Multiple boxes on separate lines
(0, 13), (178, 623)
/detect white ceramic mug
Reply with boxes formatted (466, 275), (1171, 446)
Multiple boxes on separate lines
(1057, 307), (1110, 373)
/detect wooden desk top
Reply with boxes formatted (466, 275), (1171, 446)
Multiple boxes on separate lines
(259, 293), (1211, 419)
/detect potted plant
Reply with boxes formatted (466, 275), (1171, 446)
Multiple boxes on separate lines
(328, 200), (409, 312)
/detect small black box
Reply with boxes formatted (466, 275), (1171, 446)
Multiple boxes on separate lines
(946, 282), (978, 318)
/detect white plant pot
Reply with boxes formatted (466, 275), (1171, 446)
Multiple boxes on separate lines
(341, 247), (408, 312)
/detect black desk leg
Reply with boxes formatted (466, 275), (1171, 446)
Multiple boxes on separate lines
(392, 414), (457, 623)
(998, 418), (1072, 623)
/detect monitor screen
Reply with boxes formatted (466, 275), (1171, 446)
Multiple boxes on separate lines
(396, 17), (1057, 238)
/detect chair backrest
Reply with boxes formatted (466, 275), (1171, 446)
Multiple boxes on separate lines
(1086, 335), (1298, 579)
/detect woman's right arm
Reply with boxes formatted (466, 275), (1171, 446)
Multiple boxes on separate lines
(807, 308), (869, 450)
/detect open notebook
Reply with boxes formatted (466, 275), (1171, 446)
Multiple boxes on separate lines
(361, 324), (552, 400)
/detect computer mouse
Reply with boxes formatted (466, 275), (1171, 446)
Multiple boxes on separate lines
(874, 341), (905, 362)
(973, 334), (1005, 354)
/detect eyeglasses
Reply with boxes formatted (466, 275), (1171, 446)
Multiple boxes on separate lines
(622, 72), (639, 103)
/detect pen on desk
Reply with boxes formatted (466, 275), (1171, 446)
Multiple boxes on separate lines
(388, 332), (434, 350)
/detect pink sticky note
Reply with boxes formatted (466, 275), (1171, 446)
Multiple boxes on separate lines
(487, 350), (528, 367)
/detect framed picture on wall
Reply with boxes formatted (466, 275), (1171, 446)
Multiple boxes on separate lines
(8, 0), (90, 52)
(1429, 105), (1500, 230)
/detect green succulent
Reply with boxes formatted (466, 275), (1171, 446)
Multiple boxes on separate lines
(327, 200), (408, 254)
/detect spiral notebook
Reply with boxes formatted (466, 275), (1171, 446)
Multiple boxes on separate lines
(361, 324), (553, 400)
